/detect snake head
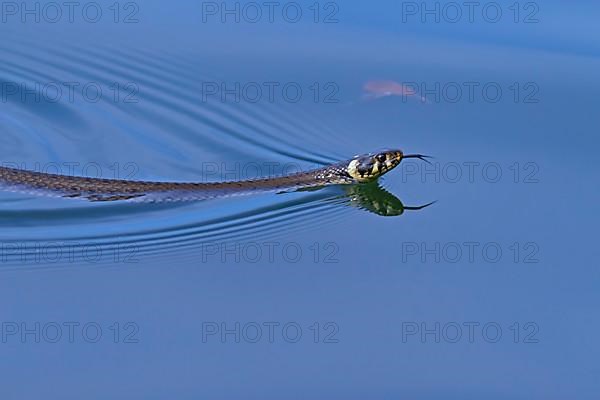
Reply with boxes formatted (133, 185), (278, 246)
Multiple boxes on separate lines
(347, 149), (404, 182)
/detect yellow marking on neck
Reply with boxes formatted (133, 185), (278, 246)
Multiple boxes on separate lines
(347, 159), (362, 180)
(347, 159), (384, 182)
(371, 162), (380, 176)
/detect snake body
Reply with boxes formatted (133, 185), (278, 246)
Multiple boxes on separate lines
(0, 150), (408, 202)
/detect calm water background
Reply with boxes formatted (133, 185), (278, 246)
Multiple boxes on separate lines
(0, 0), (598, 398)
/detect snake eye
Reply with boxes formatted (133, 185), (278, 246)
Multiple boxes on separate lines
(376, 154), (387, 163)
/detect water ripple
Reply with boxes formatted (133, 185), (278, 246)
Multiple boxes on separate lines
(0, 33), (362, 266)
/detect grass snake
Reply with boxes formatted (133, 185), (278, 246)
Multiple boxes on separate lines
(0, 149), (430, 204)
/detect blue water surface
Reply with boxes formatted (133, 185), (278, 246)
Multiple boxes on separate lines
(0, 0), (598, 398)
